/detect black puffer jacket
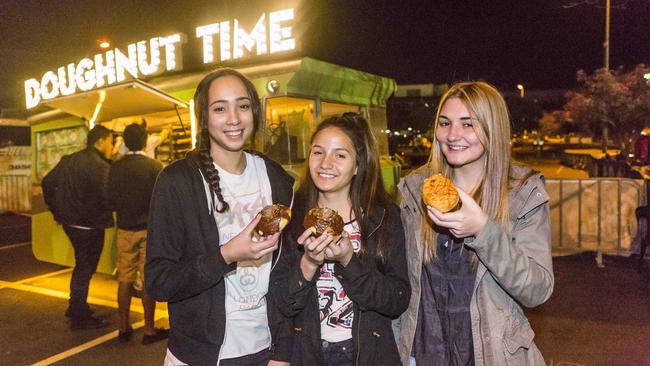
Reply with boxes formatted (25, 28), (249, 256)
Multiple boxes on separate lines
(270, 203), (411, 365)
(48, 147), (113, 228)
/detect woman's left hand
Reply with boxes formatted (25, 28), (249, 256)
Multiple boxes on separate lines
(426, 188), (488, 238)
(324, 232), (354, 266)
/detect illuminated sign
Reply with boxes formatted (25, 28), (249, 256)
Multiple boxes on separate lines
(25, 34), (186, 109)
(24, 8), (296, 109)
(196, 8), (295, 63)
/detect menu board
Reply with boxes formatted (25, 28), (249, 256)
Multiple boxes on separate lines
(36, 126), (87, 180)
(0, 146), (31, 175)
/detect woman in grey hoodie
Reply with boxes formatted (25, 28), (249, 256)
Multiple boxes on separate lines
(396, 81), (553, 366)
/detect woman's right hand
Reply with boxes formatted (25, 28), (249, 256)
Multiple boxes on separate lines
(298, 227), (334, 280)
(220, 214), (280, 264)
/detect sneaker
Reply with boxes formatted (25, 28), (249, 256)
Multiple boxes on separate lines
(118, 328), (133, 343)
(70, 315), (109, 330)
(142, 328), (169, 345)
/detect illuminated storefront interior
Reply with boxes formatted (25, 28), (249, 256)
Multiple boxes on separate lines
(24, 4), (396, 272)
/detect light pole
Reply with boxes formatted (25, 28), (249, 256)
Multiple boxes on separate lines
(562, 0), (613, 69)
(604, 0), (610, 71)
(600, 0), (611, 156)
(516, 84), (524, 98)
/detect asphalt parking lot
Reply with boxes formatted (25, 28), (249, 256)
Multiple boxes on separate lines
(1, 212), (649, 365)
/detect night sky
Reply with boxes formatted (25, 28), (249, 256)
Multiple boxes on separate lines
(1, 0), (649, 112)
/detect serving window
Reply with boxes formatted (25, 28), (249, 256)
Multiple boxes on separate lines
(262, 96), (316, 165)
(35, 125), (87, 180)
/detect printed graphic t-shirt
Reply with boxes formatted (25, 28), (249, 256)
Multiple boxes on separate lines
(211, 153), (274, 359)
(317, 220), (361, 342)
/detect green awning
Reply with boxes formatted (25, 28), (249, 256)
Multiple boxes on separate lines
(286, 57), (396, 107)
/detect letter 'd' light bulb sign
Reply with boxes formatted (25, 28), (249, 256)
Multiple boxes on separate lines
(24, 34), (186, 109)
(24, 8), (296, 109)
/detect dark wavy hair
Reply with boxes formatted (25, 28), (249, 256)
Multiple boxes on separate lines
(87, 125), (111, 148)
(295, 113), (393, 266)
(123, 123), (147, 151)
(193, 68), (261, 212)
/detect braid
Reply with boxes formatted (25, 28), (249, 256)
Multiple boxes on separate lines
(198, 128), (229, 213)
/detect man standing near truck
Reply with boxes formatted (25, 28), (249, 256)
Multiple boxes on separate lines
(42, 125), (114, 330)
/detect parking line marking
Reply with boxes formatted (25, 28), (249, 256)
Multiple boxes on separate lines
(1, 267), (168, 316)
(9, 282), (118, 307)
(0, 268), (73, 289)
(4, 268), (168, 365)
(30, 309), (169, 366)
(30, 320), (146, 366)
(13, 268), (73, 284)
(0, 241), (31, 250)
(6, 281), (168, 317)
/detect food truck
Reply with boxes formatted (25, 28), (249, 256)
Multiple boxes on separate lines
(25, 4), (398, 273)
(0, 118), (31, 212)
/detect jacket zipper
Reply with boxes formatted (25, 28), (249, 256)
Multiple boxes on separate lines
(367, 208), (386, 238)
(355, 308), (361, 366)
(271, 191), (294, 272)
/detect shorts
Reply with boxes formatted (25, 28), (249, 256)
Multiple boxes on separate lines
(116, 229), (147, 283)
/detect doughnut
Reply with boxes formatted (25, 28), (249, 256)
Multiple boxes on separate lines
(303, 207), (344, 240)
(255, 204), (291, 236)
(422, 174), (460, 212)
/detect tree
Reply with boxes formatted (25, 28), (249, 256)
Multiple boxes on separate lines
(562, 64), (650, 152)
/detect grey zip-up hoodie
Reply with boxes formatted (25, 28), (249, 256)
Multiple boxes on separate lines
(395, 164), (554, 366)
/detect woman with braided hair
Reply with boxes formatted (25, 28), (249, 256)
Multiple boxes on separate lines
(146, 69), (294, 366)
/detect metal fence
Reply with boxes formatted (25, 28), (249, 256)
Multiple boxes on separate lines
(546, 178), (646, 258)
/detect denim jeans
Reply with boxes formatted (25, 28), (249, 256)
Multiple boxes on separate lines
(63, 225), (104, 318)
(322, 338), (355, 366)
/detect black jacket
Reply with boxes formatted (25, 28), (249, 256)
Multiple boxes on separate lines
(52, 147), (113, 228)
(270, 203), (411, 365)
(145, 151), (294, 366)
(108, 154), (163, 230)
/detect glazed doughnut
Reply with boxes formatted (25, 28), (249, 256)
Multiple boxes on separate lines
(303, 207), (344, 240)
(255, 204), (291, 236)
(422, 174), (460, 212)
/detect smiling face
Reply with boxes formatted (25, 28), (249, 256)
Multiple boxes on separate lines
(309, 127), (358, 197)
(435, 97), (486, 172)
(206, 75), (254, 157)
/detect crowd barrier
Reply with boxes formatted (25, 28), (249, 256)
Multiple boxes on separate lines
(547, 178), (646, 258)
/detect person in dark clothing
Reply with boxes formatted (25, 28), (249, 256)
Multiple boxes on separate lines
(145, 69), (294, 366)
(108, 123), (166, 344)
(269, 113), (411, 366)
(59, 125), (114, 329)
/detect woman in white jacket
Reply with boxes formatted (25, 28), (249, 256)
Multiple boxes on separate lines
(396, 81), (554, 366)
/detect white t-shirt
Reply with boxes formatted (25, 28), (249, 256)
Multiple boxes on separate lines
(318, 220), (362, 342)
(205, 152), (274, 360)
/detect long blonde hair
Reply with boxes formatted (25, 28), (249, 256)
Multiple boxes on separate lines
(422, 81), (512, 263)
